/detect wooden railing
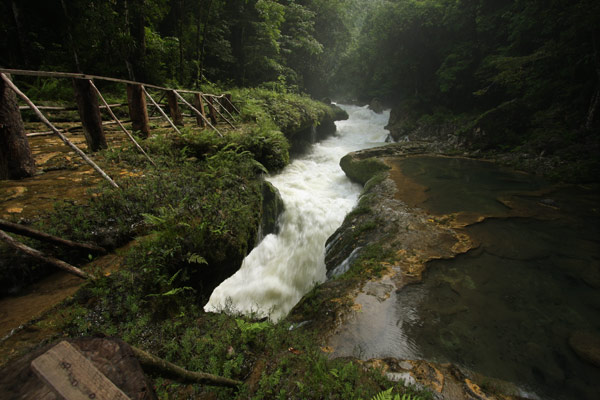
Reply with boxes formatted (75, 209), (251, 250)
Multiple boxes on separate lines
(0, 68), (239, 187)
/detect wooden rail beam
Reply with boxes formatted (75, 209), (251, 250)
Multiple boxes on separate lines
(90, 80), (156, 167)
(0, 218), (106, 254)
(142, 86), (181, 135)
(172, 91), (222, 137)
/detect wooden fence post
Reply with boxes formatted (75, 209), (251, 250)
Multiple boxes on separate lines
(192, 93), (207, 127)
(142, 86), (182, 135)
(206, 96), (218, 125)
(2, 73), (119, 189)
(166, 90), (184, 126)
(126, 83), (150, 137)
(224, 94), (234, 113)
(73, 78), (107, 152)
(0, 73), (36, 179)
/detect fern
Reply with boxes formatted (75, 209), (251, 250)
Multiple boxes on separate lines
(370, 388), (423, 400)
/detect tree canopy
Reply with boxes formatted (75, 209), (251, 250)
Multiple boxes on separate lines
(2, 0), (598, 158)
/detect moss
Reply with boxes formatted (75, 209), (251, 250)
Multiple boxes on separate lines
(340, 155), (391, 186)
(260, 181), (285, 237)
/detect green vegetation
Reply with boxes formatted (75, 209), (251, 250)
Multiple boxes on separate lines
(335, 0), (599, 178)
(0, 86), (428, 398)
(0, 88), (329, 295)
(340, 155), (391, 186)
(60, 264), (428, 399)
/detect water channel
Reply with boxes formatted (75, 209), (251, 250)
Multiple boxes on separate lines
(205, 104), (390, 320)
(205, 105), (600, 399)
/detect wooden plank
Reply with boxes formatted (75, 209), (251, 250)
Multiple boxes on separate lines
(31, 341), (131, 400)
(126, 83), (150, 137)
(166, 90), (184, 126)
(73, 78), (107, 152)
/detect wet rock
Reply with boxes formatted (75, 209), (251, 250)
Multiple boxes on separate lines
(569, 330), (600, 367)
(364, 358), (523, 400)
(368, 98), (385, 114)
(259, 180), (284, 240)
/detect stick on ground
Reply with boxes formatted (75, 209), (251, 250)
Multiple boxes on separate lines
(0, 230), (94, 280)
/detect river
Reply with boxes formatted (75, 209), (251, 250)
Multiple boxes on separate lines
(204, 105), (390, 320)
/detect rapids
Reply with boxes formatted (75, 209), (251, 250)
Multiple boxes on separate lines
(204, 105), (389, 320)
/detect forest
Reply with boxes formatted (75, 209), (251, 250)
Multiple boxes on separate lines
(2, 0), (598, 172)
(1, 1), (599, 399)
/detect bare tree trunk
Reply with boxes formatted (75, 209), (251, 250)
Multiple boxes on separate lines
(177, 0), (185, 83)
(586, 29), (600, 130)
(0, 74), (36, 179)
(129, 0), (147, 82)
(198, 0), (214, 84)
(73, 79), (107, 152)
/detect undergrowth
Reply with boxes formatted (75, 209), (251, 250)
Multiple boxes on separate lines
(0, 88), (430, 399)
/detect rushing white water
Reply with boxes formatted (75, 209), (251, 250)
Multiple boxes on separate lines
(204, 104), (390, 321)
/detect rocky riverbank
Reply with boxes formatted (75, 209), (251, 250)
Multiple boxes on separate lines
(290, 138), (600, 399)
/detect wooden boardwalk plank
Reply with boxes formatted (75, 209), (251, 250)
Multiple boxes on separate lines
(31, 341), (131, 400)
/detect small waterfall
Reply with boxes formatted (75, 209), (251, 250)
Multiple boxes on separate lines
(204, 105), (390, 321)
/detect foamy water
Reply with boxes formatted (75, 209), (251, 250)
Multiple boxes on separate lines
(204, 105), (390, 320)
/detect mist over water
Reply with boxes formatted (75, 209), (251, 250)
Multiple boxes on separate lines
(204, 105), (390, 320)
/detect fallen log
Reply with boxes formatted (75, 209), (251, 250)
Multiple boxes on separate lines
(0, 230), (94, 280)
(0, 218), (106, 254)
(130, 346), (242, 389)
(1, 73), (119, 189)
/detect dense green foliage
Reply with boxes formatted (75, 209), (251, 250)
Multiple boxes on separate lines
(0, 88), (334, 295)
(1, 0), (364, 97)
(336, 0), (599, 165)
(2, 0), (597, 164)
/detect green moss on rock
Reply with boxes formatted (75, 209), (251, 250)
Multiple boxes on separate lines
(339, 154), (390, 186)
